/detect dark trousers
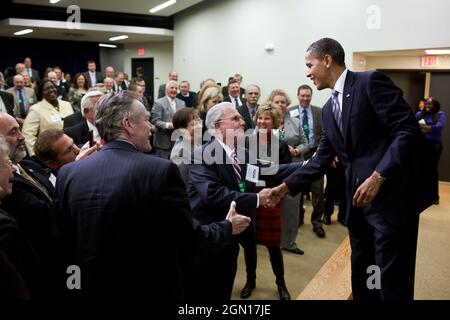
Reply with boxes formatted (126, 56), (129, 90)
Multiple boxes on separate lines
(299, 176), (325, 228)
(324, 165), (346, 222)
(238, 222), (286, 286)
(423, 139), (443, 201)
(347, 206), (420, 300)
(187, 241), (240, 301)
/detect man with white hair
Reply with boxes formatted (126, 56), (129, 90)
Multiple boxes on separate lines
(151, 80), (185, 158)
(103, 66), (115, 80)
(64, 90), (103, 146)
(187, 102), (299, 300)
(6, 74), (37, 123)
(103, 77), (114, 93)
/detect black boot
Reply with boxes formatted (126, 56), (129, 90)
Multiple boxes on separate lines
(240, 279), (256, 299)
(277, 283), (291, 300)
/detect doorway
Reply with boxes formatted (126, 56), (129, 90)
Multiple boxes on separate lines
(131, 58), (154, 107)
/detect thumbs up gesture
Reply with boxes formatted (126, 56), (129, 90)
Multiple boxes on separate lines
(226, 201), (251, 235)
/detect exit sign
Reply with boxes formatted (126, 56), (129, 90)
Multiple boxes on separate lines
(421, 56), (439, 68)
(137, 48), (145, 56)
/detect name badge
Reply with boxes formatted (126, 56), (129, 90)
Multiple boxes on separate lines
(50, 114), (61, 122)
(245, 164), (259, 183)
(289, 108), (299, 118)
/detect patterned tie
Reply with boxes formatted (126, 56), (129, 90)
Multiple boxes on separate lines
(231, 150), (242, 182)
(250, 108), (255, 118)
(234, 98), (239, 108)
(18, 90), (27, 117)
(302, 109), (310, 144)
(331, 90), (342, 134)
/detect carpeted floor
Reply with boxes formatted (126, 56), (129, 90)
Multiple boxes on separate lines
(231, 183), (450, 300)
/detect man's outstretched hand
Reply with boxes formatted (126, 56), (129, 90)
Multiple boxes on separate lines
(258, 188), (282, 208)
(226, 201), (251, 235)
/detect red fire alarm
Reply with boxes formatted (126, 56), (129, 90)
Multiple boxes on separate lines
(137, 48), (145, 56)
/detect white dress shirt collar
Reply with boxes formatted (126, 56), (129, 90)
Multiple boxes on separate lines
(332, 69), (348, 111)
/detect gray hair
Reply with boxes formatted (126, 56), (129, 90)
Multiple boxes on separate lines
(205, 102), (234, 130)
(81, 90), (103, 117)
(95, 91), (142, 142)
(245, 84), (261, 94)
(166, 80), (178, 89)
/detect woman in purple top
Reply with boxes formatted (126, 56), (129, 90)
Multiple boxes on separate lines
(416, 97), (446, 204)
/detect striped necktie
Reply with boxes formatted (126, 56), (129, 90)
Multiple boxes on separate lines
(231, 150), (241, 182)
(331, 90), (342, 134)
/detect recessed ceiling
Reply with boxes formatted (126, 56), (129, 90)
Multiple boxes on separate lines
(13, 0), (205, 17)
(356, 48), (450, 57)
(0, 18), (173, 43)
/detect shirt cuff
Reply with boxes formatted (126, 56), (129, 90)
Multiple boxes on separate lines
(256, 193), (259, 208)
(165, 122), (170, 129)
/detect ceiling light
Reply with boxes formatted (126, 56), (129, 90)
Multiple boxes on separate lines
(425, 49), (450, 55)
(49, 0), (61, 3)
(109, 35), (128, 41)
(149, 0), (176, 14)
(14, 29), (33, 36)
(99, 43), (117, 48)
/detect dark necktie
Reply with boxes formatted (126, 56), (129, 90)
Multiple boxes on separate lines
(250, 108), (255, 118)
(231, 150), (242, 182)
(331, 90), (342, 134)
(302, 109), (310, 144)
(18, 90), (27, 116)
(234, 98), (239, 108)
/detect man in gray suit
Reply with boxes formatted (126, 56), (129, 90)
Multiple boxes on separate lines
(287, 84), (326, 238)
(6, 75), (37, 125)
(151, 80), (186, 158)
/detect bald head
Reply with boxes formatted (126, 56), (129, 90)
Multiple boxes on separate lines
(13, 75), (25, 90)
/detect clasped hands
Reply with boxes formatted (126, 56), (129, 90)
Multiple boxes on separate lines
(258, 184), (290, 208)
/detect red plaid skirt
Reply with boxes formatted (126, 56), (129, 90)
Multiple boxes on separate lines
(255, 203), (282, 247)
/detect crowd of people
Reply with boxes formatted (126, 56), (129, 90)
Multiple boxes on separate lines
(0, 38), (445, 300)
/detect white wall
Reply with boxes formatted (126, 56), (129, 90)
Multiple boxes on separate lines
(123, 41), (173, 99)
(174, 0), (450, 106)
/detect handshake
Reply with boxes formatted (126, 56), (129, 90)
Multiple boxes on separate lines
(258, 183), (290, 208)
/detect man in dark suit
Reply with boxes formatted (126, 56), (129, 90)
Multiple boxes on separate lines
(54, 91), (250, 299)
(83, 60), (103, 88)
(0, 91), (16, 117)
(64, 90), (103, 146)
(188, 102), (297, 300)
(176, 80), (197, 107)
(271, 38), (426, 300)
(236, 84), (260, 131)
(288, 84), (326, 237)
(0, 112), (56, 296)
(222, 74), (245, 99)
(24, 57), (40, 83)
(63, 90), (103, 131)
(224, 79), (246, 108)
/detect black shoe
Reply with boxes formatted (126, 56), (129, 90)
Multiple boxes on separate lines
(282, 247), (304, 255)
(313, 227), (325, 238)
(240, 281), (256, 299)
(323, 215), (331, 225)
(277, 285), (291, 300)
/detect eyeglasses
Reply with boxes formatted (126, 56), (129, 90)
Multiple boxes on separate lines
(218, 115), (244, 123)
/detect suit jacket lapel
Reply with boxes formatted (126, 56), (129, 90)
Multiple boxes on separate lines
(341, 71), (355, 145)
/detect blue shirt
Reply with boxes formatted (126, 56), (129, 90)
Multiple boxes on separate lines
(416, 111), (446, 142)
